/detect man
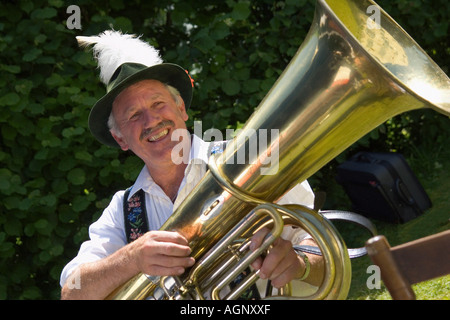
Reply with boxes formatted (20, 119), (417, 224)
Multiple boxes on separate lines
(60, 31), (324, 299)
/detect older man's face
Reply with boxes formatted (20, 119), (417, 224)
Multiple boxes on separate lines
(111, 79), (189, 167)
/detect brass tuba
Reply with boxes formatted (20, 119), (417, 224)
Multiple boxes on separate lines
(107, 0), (450, 300)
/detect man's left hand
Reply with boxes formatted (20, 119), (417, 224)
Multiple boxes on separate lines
(249, 227), (303, 288)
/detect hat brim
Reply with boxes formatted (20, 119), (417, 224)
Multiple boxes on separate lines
(88, 63), (193, 148)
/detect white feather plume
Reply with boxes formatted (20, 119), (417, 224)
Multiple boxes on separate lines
(76, 30), (163, 85)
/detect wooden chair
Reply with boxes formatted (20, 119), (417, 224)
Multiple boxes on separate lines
(365, 229), (450, 300)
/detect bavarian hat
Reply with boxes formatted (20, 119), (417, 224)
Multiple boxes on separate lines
(77, 31), (193, 148)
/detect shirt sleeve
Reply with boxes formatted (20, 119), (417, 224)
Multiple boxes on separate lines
(59, 190), (127, 287)
(276, 180), (315, 209)
(276, 180), (316, 244)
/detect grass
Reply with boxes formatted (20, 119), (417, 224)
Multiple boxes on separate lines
(341, 145), (450, 300)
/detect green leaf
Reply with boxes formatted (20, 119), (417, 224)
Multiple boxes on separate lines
(45, 73), (65, 87)
(0, 170), (11, 191)
(34, 219), (49, 230)
(58, 157), (77, 171)
(30, 7), (57, 20)
(0, 242), (14, 258)
(221, 78), (241, 96)
(110, 0), (125, 10)
(171, 10), (187, 25)
(62, 127), (85, 138)
(27, 103), (45, 114)
(24, 224), (35, 237)
(75, 150), (92, 162)
(230, 2), (251, 21)
(41, 136), (61, 148)
(38, 250), (52, 263)
(49, 243), (64, 256)
(15, 79), (34, 95)
(242, 79), (260, 93)
(72, 195), (90, 212)
(67, 168), (85, 185)
(210, 22), (230, 40)
(40, 194), (57, 207)
(1, 65), (21, 74)
(110, 159), (120, 167)
(0, 92), (20, 106)
(51, 179), (68, 196)
(114, 17), (133, 33)
(23, 48), (42, 62)
(35, 221), (53, 236)
(193, 35), (215, 53)
(58, 205), (77, 223)
(4, 218), (22, 236)
(48, 0), (64, 8)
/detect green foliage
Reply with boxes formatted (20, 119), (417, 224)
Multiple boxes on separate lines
(0, 0), (448, 299)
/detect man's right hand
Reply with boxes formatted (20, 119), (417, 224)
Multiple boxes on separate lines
(61, 230), (194, 299)
(128, 230), (195, 276)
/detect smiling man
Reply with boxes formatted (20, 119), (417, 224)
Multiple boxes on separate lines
(110, 80), (191, 202)
(59, 30), (323, 300)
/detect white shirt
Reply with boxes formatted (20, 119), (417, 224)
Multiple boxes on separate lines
(60, 134), (315, 287)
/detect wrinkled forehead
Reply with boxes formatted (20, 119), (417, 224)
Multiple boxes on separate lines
(112, 79), (168, 112)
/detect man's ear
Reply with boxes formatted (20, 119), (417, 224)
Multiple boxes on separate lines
(181, 101), (189, 122)
(176, 97), (189, 122)
(110, 131), (129, 151)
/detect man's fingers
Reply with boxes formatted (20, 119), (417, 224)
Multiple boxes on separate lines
(142, 254), (195, 275)
(153, 241), (192, 256)
(150, 254), (195, 268)
(144, 265), (187, 277)
(131, 230), (196, 276)
(250, 256), (263, 271)
(249, 229), (300, 288)
(150, 230), (190, 246)
(260, 238), (292, 274)
(142, 231), (192, 256)
(249, 227), (270, 251)
(139, 255), (195, 276)
(269, 263), (299, 288)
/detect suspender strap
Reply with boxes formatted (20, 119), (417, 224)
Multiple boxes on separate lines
(208, 140), (228, 156)
(123, 188), (149, 243)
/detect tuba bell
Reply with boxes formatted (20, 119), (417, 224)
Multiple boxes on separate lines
(107, 0), (450, 300)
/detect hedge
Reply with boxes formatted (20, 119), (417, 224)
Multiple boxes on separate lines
(0, 0), (448, 299)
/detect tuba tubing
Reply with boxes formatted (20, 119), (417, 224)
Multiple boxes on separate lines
(107, 0), (449, 300)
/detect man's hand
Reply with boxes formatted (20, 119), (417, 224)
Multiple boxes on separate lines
(61, 230), (195, 300)
(128, 230), (195, 276)
(249, 227), (303, 288)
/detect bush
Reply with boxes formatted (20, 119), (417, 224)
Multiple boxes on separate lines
(0, 0), (448, 299)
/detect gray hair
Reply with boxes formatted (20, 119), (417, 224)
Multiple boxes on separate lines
(108, 84), (183, 138)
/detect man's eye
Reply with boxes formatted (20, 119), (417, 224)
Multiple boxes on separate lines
(129, 112), (141, 121)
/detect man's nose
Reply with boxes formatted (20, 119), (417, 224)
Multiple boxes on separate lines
(142, 108), (162, 128)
